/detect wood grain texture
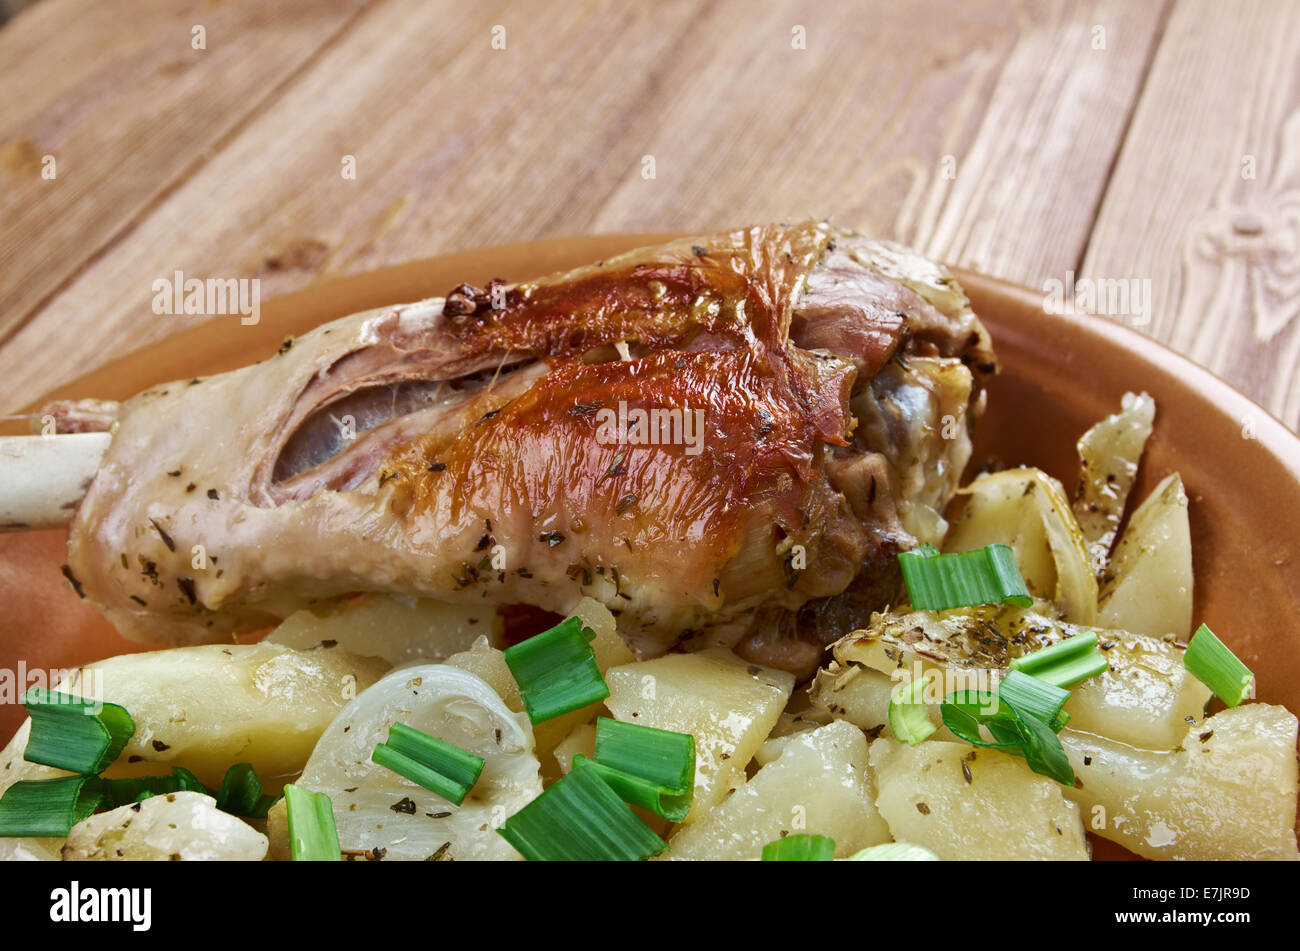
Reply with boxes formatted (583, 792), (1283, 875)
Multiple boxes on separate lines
(1082, 0), (1300, 429)
(0, 0), (374, 346)
(0, 0), (1167, 414)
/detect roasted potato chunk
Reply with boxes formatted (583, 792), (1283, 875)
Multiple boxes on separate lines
(1097, 473), (1193, 638)
(870, 737), (1089, 860)
(605, 648), (793, 821)
(1062, 704), (1299, 860)
(63, 792), (267, 861)
(666, 720), (889, 859)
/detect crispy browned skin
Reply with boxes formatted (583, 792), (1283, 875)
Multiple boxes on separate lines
(65, 221), (994, 676)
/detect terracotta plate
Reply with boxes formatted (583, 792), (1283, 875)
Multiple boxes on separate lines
(2, 232), (1298, 760)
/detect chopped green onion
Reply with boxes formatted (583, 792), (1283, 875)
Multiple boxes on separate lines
(1184, 623), (1254, 707)
(588, 717), (695, 821)
(1011, 710), (1074, 786)
(1010, 631), (1109, 687)
(573, 755), (692, 823)
(20, 687), (135, 775)
(941, 689), (1074, 787)
(887, 676), (937, 746)
(997, 670), (1070, 732)
(217, 764), (259, 814)
(898, 544), (1033, 611)
(593, 717), (694, 795)
(215, 763), (279, 818)
(102, 767), (207, 809)
(940, 690), (1023, 751)
(111, 786), (155, 807)
(497, 759), (667, 861)
(172, 767), (207, 792)
(846, 842), (941, 861)
(283, 784), (341, 861)
(761, 833), (835, 861)
(0, 775), (103, 837)
(1015, 651), (1108, 689)
(1010, 631), (1097, 669)
(503, 616), (610, 724)
(371, 723), (485, 806)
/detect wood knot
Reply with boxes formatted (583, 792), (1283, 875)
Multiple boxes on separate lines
(1231, 213), (1264, 236)
(261, 237), (329, 274)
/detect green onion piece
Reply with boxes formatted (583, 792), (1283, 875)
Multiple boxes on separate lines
(593, 717), (695, 794)
(503, 616), (610, 724)
(897, 544), (1033, 611)
(20, 687), (135, 775)
(0, 775), (103, 837)
(1011, 709), (1075, 786)
(1010, 632), (1109, 687)
(587, 717), (695, 821)
(1011, 631), (1097, 668)
(761, 833), (835, 861)
(497, 759), (667, 861)
(171, 767), (208, 793)
(1184, 623), (1254, 707)
(283, 784), (341, 861)
(1017, 651), (1108, 689)
(997, 670), (1071, 732)
(214, 763), (279, 817)
(887, 677), (937, 746)
(102, 767), (208, 809)
(940, 690), (1024, 751)
(371, 723), (485, 806)
(573, 755), (692, 823)
(941, 689), (1074, 787)
(846, 842), (941, 861)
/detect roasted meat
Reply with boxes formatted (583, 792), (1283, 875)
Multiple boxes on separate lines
(63, 221), (994, 677)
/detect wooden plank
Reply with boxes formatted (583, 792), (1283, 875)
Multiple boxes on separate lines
(0, 0), (373, 344)
(1082, 0), (1300, 429)
(0, 0), (1166, 411)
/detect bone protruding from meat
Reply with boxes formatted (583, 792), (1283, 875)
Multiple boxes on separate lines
(0, 433), (111, 530)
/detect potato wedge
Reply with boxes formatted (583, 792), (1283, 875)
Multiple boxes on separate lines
(824, 606), (1208, 750)
(943, 468), (1097, 624)
(551, 721), (597, 775)
(445, 637), (523, 712)
(1097, 473), (1193, 638)
(62, 791), (267, 861)
(570, 595), (637, 671)
(1067, 632), (1209, 748)
(811, 663), (896, 733)
(665, 720), (889, 859)
(754, 700), (835, 766)
(1072, 391), (1155, 570)
(605, 648), (793, 821)
(869, 737), (1089, 860)
(0, 643), (386, 861)
(1062, 704), (1299, 860)
(810, 663), (961, 743)
(2, 643), (388, 791)
(265, 594), (499, 665)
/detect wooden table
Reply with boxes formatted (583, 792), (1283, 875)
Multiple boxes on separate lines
(1, 0), (1297, 430)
